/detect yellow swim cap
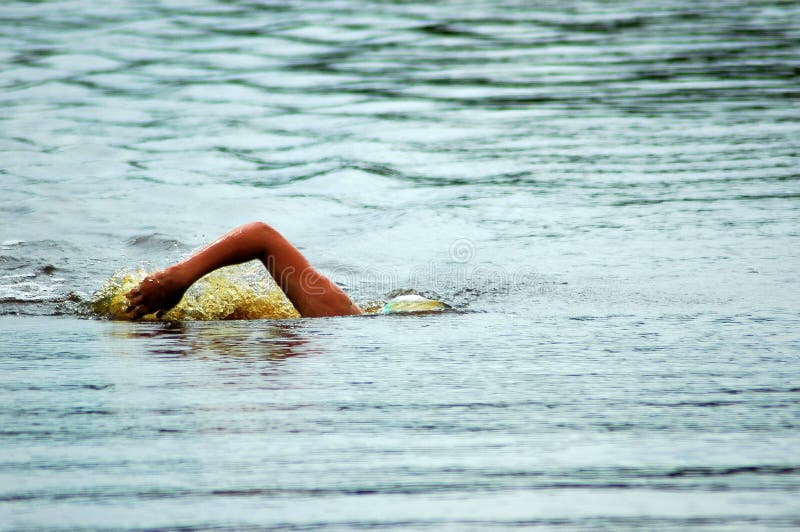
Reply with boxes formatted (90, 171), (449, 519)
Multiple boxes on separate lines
(381, 294), (446, 314)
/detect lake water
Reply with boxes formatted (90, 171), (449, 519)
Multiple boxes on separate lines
(1, 0), (799, 529)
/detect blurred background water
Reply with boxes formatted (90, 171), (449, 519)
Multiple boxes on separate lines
(1, 0), (799, 529)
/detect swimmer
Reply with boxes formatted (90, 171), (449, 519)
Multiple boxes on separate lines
(124, 222), (362, 319)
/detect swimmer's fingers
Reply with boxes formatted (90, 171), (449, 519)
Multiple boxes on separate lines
(123, 272), (180, 320)
(125, 276), (156, 298)
(125, 296), (169, 320)
(124, 292), (153, 319)
(124, 289), (138, 305)
(125, 304), (146, 320)
(125, 284), (140, 296)
(126, 306), (167, 321)
(125, 307), (144, 319)
(123, 278), (157, 316)
(124, 292), (143, 314)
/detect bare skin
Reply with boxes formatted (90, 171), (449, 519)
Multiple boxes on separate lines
(124, 221), (362, 319)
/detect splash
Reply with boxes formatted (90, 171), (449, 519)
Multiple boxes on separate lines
(91, 263), (300, 321)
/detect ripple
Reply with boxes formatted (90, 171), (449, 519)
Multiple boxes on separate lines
(1, 0), (799, 528)
(125, 233), (186, 250)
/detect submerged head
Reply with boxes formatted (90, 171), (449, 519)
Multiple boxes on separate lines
(381, 294), (447, 314)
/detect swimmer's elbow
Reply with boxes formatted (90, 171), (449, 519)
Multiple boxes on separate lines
(242, 221), (277, 237)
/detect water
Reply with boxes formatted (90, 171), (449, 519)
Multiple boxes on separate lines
(1, 0), (799, 528)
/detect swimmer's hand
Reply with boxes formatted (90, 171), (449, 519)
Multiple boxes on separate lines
(124, 267), (189, 320)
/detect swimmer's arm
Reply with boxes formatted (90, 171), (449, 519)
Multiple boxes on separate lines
(125, 222), (362, 319)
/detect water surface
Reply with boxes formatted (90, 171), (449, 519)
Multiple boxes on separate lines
(1, 0), (799, 529)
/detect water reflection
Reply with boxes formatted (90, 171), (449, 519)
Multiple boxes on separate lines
(113, 320), (320, 360)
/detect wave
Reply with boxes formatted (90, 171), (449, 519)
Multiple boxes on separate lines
(125, 233), (188, 250)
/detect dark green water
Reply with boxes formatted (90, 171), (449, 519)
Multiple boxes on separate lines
(1, 0), (799, 529)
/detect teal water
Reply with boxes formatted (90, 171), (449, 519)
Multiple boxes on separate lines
(1, 0), (799, 529)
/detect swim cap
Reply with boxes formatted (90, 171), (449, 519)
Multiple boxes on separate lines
(381, 294), (446, 314)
